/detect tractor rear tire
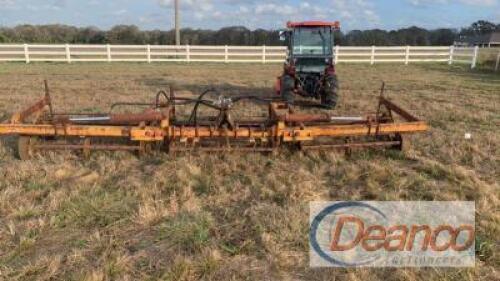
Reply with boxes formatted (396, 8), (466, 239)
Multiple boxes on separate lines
(322, 74), (338, 109)
(280, 75), (295, 105)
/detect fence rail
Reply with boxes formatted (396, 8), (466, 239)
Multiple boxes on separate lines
(496, 52), (500, 72)
(0, 44), (478, 67)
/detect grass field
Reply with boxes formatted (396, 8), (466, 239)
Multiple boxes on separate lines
(0, 62), (498, 281)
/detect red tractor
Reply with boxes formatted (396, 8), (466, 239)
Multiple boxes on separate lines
(276, 21), (340, 109)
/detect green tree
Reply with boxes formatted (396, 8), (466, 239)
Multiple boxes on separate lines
(460, 20), (499, 37)
(429, 29), (456, 45)
(106, 25), (146, 44)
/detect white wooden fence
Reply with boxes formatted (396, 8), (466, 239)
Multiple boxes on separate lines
(0, 44), (479, 68)
(496, 52), (500, 72)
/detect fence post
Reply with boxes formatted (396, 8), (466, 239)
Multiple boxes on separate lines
(334, 45), (339, 65)
(370, 46), (376, 65)
(24, 44), (30, 64)
(262, 45), (266, 64)
(186, 44), (190, 63)
(147, 44), (151, 63)
(448, 45), (454, 65)
(65, 44), (71, 63)
(224, 45), (228, 63)
(106, 44), (112, 62)
(405, 46), (410, 65)
(471, 46), (479, 69)
(495, 52), (500, 72)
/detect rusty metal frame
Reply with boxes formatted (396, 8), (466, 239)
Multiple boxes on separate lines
(0, 83), (428, 158)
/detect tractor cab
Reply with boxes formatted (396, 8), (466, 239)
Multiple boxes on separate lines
(278, 21), (340, 109)
(281, 21), (337, 72)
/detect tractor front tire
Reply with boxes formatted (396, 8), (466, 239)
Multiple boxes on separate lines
(322, 74), (338, 109)
(280, 75), (295, 105)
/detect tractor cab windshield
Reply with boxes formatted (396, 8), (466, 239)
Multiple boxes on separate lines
(292, 27), (333, 56)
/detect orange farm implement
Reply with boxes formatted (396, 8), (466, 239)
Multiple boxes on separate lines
(0, 81), (428, 159)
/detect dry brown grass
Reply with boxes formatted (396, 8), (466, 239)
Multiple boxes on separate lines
(0, 62), (498, 280)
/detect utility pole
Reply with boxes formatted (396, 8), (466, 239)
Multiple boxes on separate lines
(175, 0), (180, 45)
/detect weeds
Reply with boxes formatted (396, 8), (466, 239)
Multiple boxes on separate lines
(156, 211), (214, 254)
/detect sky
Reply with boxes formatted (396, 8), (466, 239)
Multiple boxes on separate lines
(0, 0), (498, 31)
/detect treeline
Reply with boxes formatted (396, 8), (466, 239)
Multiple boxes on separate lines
(0, 20), (498, 46)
